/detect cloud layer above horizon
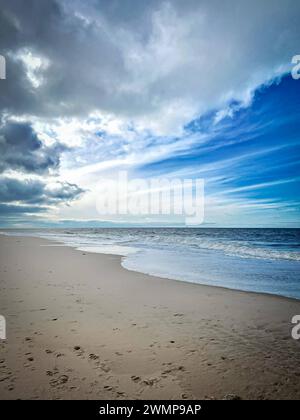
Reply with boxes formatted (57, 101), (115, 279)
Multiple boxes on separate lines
(0, 0), (299, 227)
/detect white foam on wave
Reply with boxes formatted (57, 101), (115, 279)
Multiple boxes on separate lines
(77, 245), (138, 256)
(191, 241), (300, 261)
(2, 228), (300, 262)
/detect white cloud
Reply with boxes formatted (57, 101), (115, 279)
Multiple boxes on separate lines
(14, 49), (50, 89)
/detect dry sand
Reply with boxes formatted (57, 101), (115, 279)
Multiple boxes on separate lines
(0, 234), (300, 400)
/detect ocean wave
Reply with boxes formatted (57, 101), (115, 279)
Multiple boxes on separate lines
(191, 241), (300, 261)
(2, 228), (300, 299)
(2, 228), (300, 262)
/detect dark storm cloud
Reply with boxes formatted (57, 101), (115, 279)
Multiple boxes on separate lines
(0, 177), (44, 203)
(1, 0), (299, 124)
(0, 176), (84, 206)
(0, 0), (128, 117)
(0, 203), (46, 214)
(0, 121), (66, 174)
(0, 118), (85, 220)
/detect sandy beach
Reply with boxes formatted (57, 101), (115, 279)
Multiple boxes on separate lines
(0, 234), (300, 400)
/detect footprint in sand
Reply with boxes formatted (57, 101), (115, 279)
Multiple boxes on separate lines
(49, 374), (69, 387)
(223, 394), (242, 400)
(161, 364), (186, 376)
(73, 345), (85, 357)
(46, 370), (55, 376)
(143, 378), (159, 386)
(100, 363), (111, 373)
(88, 353), (99, 360)
(103, 385), (113, 391)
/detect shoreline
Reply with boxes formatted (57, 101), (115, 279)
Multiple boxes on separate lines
(0, 234), (300, 399)
(1, 232), (299, 303)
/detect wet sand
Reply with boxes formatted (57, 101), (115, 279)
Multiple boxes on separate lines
(0, 234), (300, 400)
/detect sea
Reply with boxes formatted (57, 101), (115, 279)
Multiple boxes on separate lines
(2, 228), (300, 300)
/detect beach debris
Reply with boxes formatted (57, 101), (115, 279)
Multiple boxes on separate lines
(131, 375), (140, 382)
(74, 345), (81, 351)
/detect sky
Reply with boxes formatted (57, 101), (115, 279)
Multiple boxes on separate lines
(0, 0), (299, 228)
